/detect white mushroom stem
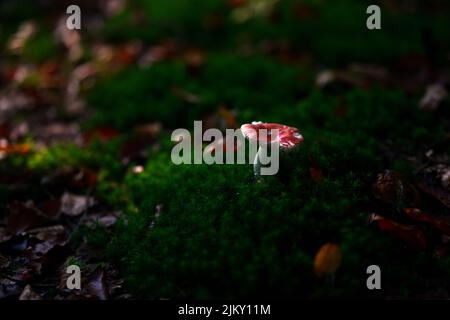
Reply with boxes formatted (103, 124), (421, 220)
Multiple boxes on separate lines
(253, 143), (272, 177)
(253, 145), (264, 177)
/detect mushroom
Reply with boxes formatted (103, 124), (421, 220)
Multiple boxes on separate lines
(240, 122), (304, 176)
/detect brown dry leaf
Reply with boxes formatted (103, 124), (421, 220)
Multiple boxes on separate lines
(0, 91), (34, 121)
(0, 279), (22, 299)
(32, 122), (81, 146)
(6, 201), (46, 235)
(0, 227), (13, 244)
(419, 83), (448, 110)
(218, 105), (238, 129)
(422, 164), (450, 192)
(293, 3), (316, 20)
(135, 122), (162, 138)
(310, 167), (324, 184)
(19, 285), (42, 300)
(119, 124), (161, 164)
(373, 170), (421, 207)
(308, 155), (323, 183)
(228, 0), (247, 8)
(38, 60), (64, 89)
(55, 17), (83, 62)
(69, 168), (98, 189)
(0, 142), (31, 155)
(369, 213), (427, 250)
(138, 42), (177, 67)
(0, 254), (10, 269)
(183, 48), (205, 69)
(61, 193), (95, 217)
(404, 208), (450, 236)
(27, 225), (67, 259)
(373, 170), (405, 204)
(314, 243), (342, 277)
(171, 86), (201, 104)
(37, 199), (61, 220)
(8, 21), (36, 54)
(83, 127), (120, 145)
(86, 268), (109, 300)
(84, 212), (119, 228)
(316, 70), (365, 89)
(27, 225), (65, 240)
(0, 123), (10, 138)
(115, 41), (142, 66)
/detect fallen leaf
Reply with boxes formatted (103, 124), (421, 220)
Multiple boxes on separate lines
(293, 3), (315, 19)
(316, 70), (365, 89)
(422, 164), (450, 192)
(120, 133), (156, 164)
(419, 83), (448, 110)
(28, 225), (65, 241)
(171, 86), (201, 104)
(228, 0), (247, 8)
(61, 193), (95, 217)
(138, 42), (177, 67)
(314, 243), (342, 277)
(0, 254), (10, 269)
(134, 122), (162, 138)
(0, 279), (22, 299)
(83, 127), (120, 145)
(404, 208), (450, 235)
(55, 17), (82, 62)
(0, 227), (12, 244)
(218, 106), (238, 129)
(86, 268), (109, 300)
(32, 122), (81, 146)
(84, 212), (119, 228)
(308, 155), (323, 183)
(69, 168), (98, 189)
(19, 285), (42, 300)
(37, 199), (61, 220)
(115, 41), (142, 66)
(373, 170), (420, 207)
(369, 213), (427, 250)
(183, 48), (205, 69)
(6, 201), (46, 235)
(8, 21), (36, 54)
(0, 143), (31, 155)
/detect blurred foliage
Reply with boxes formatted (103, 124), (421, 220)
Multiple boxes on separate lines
(99, 0), (450, 64)
(87, 54), (310, 129)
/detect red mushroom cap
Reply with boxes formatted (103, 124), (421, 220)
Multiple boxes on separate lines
(240, 122), (304, 149)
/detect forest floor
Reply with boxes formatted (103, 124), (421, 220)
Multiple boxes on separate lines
(1, 0), (450, 299)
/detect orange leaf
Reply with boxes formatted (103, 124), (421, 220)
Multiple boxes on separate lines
(404, 208), (450, 236)
(0, 143), (30, 155)
(218, 106), (238, 129)
(370, 213), (427, 250)
(314, 243), (342, 277)
(83, 127), (120, 145)
(308, 154), (323, 183)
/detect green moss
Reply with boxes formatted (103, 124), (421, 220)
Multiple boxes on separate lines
(87, 54), (310, 130)
(27, 141), (121, 173)
(103, 87), (449, 298)
(21, 29), (57, 63)
(101, 0), (230, 44)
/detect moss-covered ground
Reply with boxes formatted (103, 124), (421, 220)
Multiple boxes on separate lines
(1, 0), (450, 299)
